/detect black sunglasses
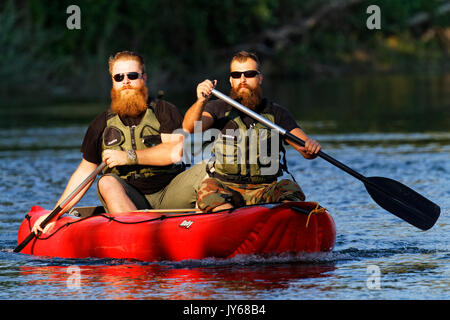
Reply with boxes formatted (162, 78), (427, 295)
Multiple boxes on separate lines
(230, 70), (260, 79)
(113, 72), (143, 82)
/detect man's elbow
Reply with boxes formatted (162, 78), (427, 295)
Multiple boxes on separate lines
(182, 120), (193, 133)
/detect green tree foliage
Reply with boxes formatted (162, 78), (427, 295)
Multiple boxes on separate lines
(0, 0), (448, 100)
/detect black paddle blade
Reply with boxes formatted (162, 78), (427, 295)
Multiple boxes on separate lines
(364, 177), (440, 231)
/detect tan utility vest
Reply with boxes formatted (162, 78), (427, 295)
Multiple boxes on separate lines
(208, 108), (285, 184)
(102, 103), (184, 180)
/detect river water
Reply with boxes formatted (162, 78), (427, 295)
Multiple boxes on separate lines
(0, 73), (448, 303)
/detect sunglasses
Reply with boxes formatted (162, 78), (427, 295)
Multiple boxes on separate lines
(113, 72), (143, 82)
(230, 70), (260, 79)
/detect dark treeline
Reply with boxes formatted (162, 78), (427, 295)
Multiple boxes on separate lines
(0, 0), (449, 103)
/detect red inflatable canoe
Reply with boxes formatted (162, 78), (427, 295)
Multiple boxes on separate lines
(17, 201), (336, 262)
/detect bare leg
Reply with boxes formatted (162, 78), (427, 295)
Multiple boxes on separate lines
(97, 175), (137, 214)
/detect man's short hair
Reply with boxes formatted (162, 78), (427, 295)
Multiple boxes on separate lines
(108, 51), (145, 75)
(231, 51), (261, 70)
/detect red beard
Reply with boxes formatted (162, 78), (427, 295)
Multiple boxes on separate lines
(111, 84), (148, 117)
(230, 84), (262, 110)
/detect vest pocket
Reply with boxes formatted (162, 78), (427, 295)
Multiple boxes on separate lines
(140, 124), (161, 147)
(103, 126), (125, 149)
(142, 135), (162, 147)
(214, 134), (241, 175)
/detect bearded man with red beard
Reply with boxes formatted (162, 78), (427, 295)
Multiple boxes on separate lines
(32, 51), (206, 233)
(183, 51), (321, 212)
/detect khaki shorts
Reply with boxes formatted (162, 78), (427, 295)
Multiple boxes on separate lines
(97, 162), (208, 211)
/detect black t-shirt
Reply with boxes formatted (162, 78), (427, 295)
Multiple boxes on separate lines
(80, 99), (183, 194)
(204, 98), (300, 132)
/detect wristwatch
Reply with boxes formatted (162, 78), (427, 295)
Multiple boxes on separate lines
(126, 149), (138, 165)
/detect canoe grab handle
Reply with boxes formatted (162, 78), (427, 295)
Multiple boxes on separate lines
(290, 202), (327, 228)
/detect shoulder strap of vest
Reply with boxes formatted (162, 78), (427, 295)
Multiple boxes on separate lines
(106, 101), (160, 130)
(106, 108), (115, 120)
(224, 104), (271, 129)
(149, 90), (164, 109)
(105, 104), (156, 120)
(148, 98), (158, 111)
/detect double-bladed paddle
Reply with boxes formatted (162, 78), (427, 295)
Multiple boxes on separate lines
(14, 162), (107, 253)
(211, 88), (440, 231)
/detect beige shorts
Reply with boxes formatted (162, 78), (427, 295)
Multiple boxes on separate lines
(97, 162), (208, 211)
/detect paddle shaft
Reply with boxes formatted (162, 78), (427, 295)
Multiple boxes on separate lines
(14, 162), (106, 253)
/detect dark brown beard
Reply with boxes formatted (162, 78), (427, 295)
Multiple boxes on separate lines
(111, 84), (148, 117)
(230, 84), (262, 110)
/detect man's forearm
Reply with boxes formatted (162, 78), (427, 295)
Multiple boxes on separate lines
(182, 99), (207, 133)
(136, 140), (183, 166)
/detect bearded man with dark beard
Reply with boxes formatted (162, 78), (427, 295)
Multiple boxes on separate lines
(32, 51), (207, 233)
(183, 51), (321, 212)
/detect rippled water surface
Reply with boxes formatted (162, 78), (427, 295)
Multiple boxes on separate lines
(0, 74), (449, 301)
(0, 126), (448, 300)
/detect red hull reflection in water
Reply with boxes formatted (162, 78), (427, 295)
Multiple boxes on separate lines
(19, 259), (336, 299)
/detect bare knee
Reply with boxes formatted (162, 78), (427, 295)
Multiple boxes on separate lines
(97, 175), (137, 214)
(98, 175), (123, 196)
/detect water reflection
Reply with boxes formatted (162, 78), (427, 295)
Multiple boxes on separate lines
(1, 73), (449, 133)
(19, 261), (336, 299)
(263, 73), (450, 133)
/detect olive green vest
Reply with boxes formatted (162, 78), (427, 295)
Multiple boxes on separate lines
(102, 102), (184, 180)
(208, 108), (285, 184)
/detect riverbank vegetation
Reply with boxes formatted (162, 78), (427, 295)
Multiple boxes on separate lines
(1, 0), (448, 103)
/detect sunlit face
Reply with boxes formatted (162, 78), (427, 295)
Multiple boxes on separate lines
(229, 58), (263, 93)
(110, 59), (148, 117)
(111, 59), (146, 92)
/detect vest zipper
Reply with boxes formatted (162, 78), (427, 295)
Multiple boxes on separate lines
(130, 125), (137, 150)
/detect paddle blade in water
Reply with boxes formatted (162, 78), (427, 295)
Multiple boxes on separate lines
(364, 177), (440, 231)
